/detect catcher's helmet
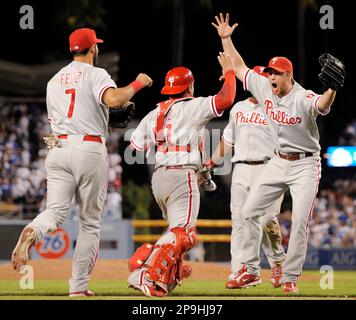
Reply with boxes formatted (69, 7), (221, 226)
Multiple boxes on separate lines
(161, 67), (194, 95)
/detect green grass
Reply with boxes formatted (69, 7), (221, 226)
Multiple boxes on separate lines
(0, 271), (355, 300)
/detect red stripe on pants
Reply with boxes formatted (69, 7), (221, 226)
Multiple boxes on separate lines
(304, 159), (321, 251)
(184, 172), (193, 228)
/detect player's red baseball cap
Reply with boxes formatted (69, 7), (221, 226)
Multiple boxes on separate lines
(161, 67), (194, 95)
(69, 28), (104, 52)
(253, 66), (269, 78)
(263, 57), (293, 74)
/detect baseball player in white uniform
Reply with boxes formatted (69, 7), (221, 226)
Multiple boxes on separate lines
(208, 67), (286, 289)
(127, 52), (236, 297)
(11, 28), (153, 297)
(212, 14), (338, 293)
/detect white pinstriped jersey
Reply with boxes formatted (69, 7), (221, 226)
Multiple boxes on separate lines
(243, 69), (329, 153)
(223, 98), (275, 162)
(131, 96), (222, 167)
(46, 61), (117, 137)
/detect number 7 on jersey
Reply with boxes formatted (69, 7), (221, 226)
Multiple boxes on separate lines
(65, 88), (76, 119)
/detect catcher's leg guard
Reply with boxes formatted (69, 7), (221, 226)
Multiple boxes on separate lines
(171, 226), (198, 252)
(145, 226), (198, 293)
(128, 243), (155, 272)
(146, 243), (180, 294)
(171, 226), (197, 285)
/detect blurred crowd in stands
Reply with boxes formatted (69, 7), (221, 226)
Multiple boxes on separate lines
(279, 177), (356, 249)
(0, 103), (122, 220)
(338, 119), (356, 146)
(0, 103), (355, 248)
(279, 119), (356, 249)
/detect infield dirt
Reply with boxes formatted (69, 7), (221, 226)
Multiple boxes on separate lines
(0, 259), (319, 281)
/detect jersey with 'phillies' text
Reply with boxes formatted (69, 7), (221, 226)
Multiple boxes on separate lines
(223, 98), (276, 162)
(243, 69), (329, 154)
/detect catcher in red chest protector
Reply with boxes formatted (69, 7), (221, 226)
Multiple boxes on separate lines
(127, 52), (236, 297)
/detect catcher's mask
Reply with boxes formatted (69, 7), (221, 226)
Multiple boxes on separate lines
(161, 67), (194, 95)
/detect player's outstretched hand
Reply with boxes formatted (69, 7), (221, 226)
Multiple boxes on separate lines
(212, 13), (238, 39)
(217, 52), (234, 78)
(136, 73), (153, 88)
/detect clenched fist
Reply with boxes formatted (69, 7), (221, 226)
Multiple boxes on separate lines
(136, 73), (153, 88)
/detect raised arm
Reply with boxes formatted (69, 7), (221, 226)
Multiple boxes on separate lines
(316, 88), (336, 113)
(214, 52), (237, 113)
(315, 53), (344, 114)
(103, 73), (153, 109)
(212, 13), (249, 82)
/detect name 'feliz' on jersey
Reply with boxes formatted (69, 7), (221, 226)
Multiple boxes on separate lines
(244, 69), (330, 154)
(130, 96), (222, 167)
(223, 98), (276, 162)
(46, 61), (117, 137)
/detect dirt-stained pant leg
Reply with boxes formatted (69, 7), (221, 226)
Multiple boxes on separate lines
(261, 196), (286, 268)
(128, 167), (199, 288)
(241, 157), (288, 276)
(68, 137), (109, 293)
(27, 146), (76, 240)
(242, 156), (320, 279)
(230, 163), (286, 273)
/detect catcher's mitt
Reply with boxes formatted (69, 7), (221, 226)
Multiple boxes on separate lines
(197, 167), (217, 192)
(108, 101), (135, 128)
(318, 53), (345, 91)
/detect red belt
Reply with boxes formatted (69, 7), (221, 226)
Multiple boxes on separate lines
(154, 165), (198, 173)
(276, 151), (313, 161)
(57, 134), (102, 144)
(156, 144), (191, 153)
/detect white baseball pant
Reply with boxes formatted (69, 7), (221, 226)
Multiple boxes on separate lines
(241, 155), (321, 283)
(27, 135), (108, 292)
(230, 162), (285, 273)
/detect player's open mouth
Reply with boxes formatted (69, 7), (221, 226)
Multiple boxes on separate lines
(272, 83), (277, 88)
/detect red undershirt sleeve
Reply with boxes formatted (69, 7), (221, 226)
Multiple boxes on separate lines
(215, 70), (236, 113)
